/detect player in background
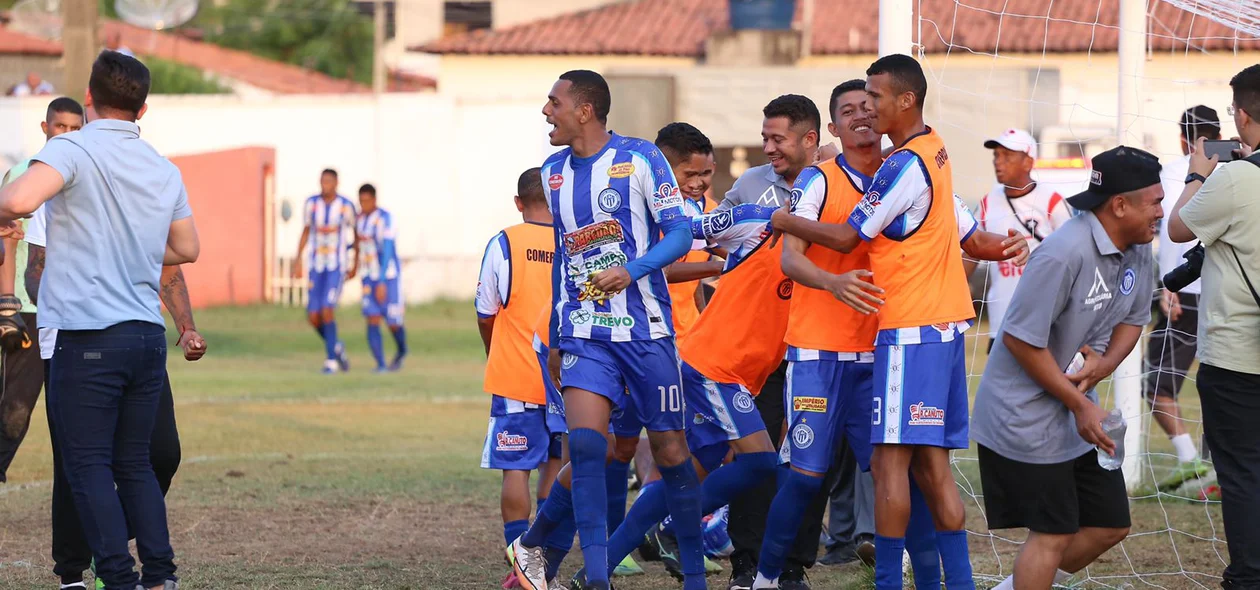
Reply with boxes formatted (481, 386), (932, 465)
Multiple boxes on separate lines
(660, 122), (724, 335)
(475, 167), (561, 584)
(1146, 106), (1218, 491)
(510, 70), (706, 590)
(294, 169), (358, 374)
(975, 129), (1072, 341)
(0, 96), (82, 483)
(356, 183), (408, 372)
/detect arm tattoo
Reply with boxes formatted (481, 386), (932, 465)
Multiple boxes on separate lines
(160, 266), (197, 333)
(25, 245), (44, 306)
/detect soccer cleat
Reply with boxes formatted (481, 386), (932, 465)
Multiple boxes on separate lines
(511, 537), (549, 590)
(612, 554), (644, 576)
(637, 535), (661, 562)
(1199, 484), (1222, 502)
(389, 353), (405, 372)
(322, 359), (339, 374)
(59, 583), (86, 590)
(727, 553), (756, 590)
(569, 567), (616, 590)
(779, 569), (809, 590)
(335, 342), (350, 372)
(648, 525), (683, 581)
(705, 556), (724, 574)
(1158, 460), (1212, 492)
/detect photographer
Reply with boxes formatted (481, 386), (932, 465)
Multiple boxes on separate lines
(1167, 65), (1260, 590)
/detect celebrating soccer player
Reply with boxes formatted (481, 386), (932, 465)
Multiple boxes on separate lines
(509, 70), (707, 590)
(356, 183), (407, 372)
(294, 168), (358, 374)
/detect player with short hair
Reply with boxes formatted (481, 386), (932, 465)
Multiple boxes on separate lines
(658, 122), (724, 336)
(510, 69), (706, 590)
(294, 168), (358, 374)
(476, 167), (562, 585)
(356, 183), (407, 372)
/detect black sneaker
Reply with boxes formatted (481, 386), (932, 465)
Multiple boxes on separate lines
(856, 537), (876, 567)
(818, 543), (859, 566)
(779, 568), (810, 590)
(647, 525), (684, 581)
(570, 566), (615, 590)
(727, 553), (756, 590)
(638, 534), (661, 562)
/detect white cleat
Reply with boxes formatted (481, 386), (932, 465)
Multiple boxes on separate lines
(511, 537), (549, 590)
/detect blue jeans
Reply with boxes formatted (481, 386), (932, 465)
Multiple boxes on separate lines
(48, 321), (176, 590)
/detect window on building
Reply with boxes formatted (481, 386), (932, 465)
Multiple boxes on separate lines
(443, 1), (492, 38)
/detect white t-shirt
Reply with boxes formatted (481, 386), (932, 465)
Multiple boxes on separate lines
(977, 181), (1073, 333)
(1158, 155), (1201, 295)
(22, 204), (56, 360)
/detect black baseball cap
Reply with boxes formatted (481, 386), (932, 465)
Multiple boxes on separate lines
(1180, 105), (1221, 141)
(1066, 146), (1163, 211)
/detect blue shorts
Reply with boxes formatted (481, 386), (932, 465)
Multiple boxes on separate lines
(780, 353), (875, 473)
(610, 395), (643, 438)
(872, 339), (969, 449)
(558, 337), (685, 433)
(306, 270), (344, 313)
(481, 395), (557, 471)
(361, 278), (404, 326)
(535, 342), (568, 436)
(682, 362), (766, 469)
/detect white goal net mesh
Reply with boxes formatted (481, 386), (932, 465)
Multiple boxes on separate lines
(914, 0), (1259, 587)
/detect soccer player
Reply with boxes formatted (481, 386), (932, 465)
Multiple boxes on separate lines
(975, 128), (1071, 339)
(294, 168), (358, 374)
(510, 70), (705, 590)
(659, 122), (724, 336)
(0, 96), (82, 483)
(356, 183), (408, 372)
(476, 167), (561, 583)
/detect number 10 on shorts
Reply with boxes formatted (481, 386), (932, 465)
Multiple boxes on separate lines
(659, 385), (682, 413)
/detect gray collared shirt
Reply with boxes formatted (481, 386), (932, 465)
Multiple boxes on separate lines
(719, 163), (792, 210)
(31, 118), (193, 330)
(971, 211), (1153, 464)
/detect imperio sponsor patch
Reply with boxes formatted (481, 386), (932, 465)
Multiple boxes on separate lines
(793, 396), (827, 413)
(564, 220), (624, 255)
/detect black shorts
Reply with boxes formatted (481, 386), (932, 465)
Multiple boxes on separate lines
(978, 444), (1131, 535)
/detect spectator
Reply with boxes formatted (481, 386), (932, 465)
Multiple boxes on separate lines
(1167, 64), (1260, 590)
(11, 72), (54, 96)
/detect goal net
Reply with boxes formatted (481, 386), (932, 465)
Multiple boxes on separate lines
(913, 0), (1256, 587)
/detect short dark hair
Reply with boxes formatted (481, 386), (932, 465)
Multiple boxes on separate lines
(358, 183), (376, 196)
(763, 94), (821, 137)
(46, 96), (84, 122)
(1180, 105), (1222, 143)
(655, 122), (713, 166)
(1230, 65), (1260, 123)
(88, 50), (149, 118)
(828, 79), (868, 122)
(558, 70), (611, 124)
(866, 54), (928, 110)
(517, 167), (545, 206)
(322, 168), (338, 178)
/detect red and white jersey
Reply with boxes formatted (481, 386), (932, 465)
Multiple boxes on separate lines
(977, 182), (1073, 331)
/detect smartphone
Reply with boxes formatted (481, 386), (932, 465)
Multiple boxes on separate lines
(1203, 139), (1242, 162)
(1066, 352), (1085, 376)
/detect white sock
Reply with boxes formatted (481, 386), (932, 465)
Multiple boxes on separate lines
(752, 572), (778, 589)
(1171, 433), (1199, 463)
(994, 569), (1072, 589)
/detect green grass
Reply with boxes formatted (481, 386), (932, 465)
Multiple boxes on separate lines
(0, 304), (1229, 589)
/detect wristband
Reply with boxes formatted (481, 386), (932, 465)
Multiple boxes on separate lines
(1185, 172), (1206, 184)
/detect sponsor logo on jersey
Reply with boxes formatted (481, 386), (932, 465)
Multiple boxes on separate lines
(653, 184), (684, 210)
(569, 310), (636, 328)
(934, 146), (949, 169)
(732, 391), (755, 413)
(793, 396), (827, 413)
(709, 211), (733, 233)
(908, 402), (945, 426)
(495, 431), (529, 452)
(526, 248), (554, 263)
(1085, 266), (1112, 307)
(608, 162), (635, 178)
(777, 278), (794, 300)
(856, 193), (878, 219)
(1120, 268), (1136, 295)
(791, 423), (815, 449)
(562, 353), (579, 369)
(598, 188), (622, 213)
(548, 174), (564, 191)
(564, 220), (625, 255)
(567, 251), (628, 285)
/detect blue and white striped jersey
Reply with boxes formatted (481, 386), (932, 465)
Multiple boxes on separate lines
(544, 133), (689, 341)
(304, 194), (358, 274)
(356, 208), (400, 282)
(690, 204), (776, 272)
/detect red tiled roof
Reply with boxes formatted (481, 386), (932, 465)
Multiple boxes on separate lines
(416, 0), (1260, 56)
(0, 25), (61, 56)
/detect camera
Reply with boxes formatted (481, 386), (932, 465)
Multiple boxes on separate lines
(1163, 243), (1205, 293)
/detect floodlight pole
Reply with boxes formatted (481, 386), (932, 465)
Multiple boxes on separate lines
(373, 0), (386, 94)
(62, 0), (98, 101)
(878, 0), (914, 57)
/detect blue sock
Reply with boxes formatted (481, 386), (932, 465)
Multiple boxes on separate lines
(545, 545), (570, 581)
(522, 481), (572, 548)
(569, 429), (610, 588)
(606, 459), (630, 532)
(367, 324), (385, 368)
(391, 325), (408, 356)
(906, 478), (941, 589)
(700, 452), (777, 513)
(504, 518), (529, 547)
(874, 535), (907, 590)
(605, 480), (667, 576)
(936, 530), (976, 590)
(658, 460), (706, 590)
(321, 320), (339, 360)
(757, 469), (823, 580)
(543, 509), (577, 580)
(313, 322), (326, 341)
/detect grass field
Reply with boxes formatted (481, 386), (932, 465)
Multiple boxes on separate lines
(0, 303), (1230, 589)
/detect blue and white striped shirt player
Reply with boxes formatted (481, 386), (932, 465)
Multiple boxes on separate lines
(690, 204), (777, 271)
(303, 194), (358, 274)
(356, 208), (400, 282)
(543, 132), (689, 342)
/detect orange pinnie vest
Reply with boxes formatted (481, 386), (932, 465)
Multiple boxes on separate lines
(678, 241), (791, 395)
(867, 129), (973, 329)
(785, 159), (880, 352)
(483, 222), (554, 404)
(668, 197), (717, 337)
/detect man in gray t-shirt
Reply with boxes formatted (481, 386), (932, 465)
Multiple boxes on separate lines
(972, 146), (1161, 590)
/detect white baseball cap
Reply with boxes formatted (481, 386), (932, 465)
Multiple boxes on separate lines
(984, 128), (1038, 160)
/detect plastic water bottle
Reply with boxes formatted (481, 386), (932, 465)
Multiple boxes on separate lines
(1097, 409), (1127, 471)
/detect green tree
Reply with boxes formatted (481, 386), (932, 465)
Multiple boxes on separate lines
(146, 57), (231, 94)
